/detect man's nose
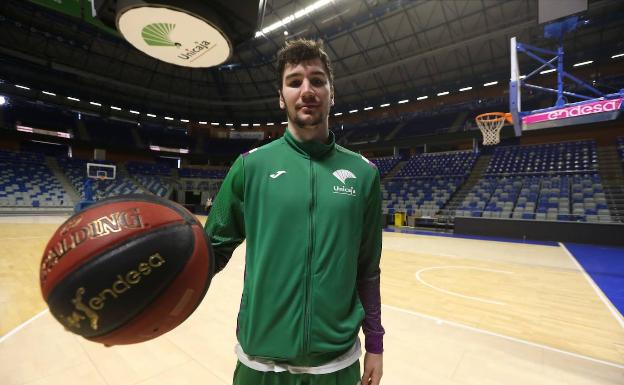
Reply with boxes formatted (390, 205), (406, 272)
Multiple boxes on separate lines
(300, 79), (315, 96)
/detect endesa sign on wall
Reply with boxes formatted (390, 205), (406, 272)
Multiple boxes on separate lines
(522, 98), (622, 125)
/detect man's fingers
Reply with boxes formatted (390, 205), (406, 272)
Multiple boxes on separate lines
(361, 367), (372, 385)
(371, 369), (382, 385)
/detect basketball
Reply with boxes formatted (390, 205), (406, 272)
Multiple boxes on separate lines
(39, 194), (214, 345)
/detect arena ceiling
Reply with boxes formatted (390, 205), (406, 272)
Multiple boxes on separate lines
(0, 0), (622, 125)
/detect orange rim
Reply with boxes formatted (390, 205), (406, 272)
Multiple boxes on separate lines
(476, 112), (513, 124)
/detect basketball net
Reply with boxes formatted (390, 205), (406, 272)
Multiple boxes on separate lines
(475, 112), (512, 146)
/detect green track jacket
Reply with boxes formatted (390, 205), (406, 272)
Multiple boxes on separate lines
(205, 128), (383, 366)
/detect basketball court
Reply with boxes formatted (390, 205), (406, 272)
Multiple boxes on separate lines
(1, 0), (624, 384)
(1, 215), (622, 384)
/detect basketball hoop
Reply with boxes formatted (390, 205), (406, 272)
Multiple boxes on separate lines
(476, 112), (513, 145)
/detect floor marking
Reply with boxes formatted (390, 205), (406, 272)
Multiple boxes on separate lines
(415, 266), (513, 306)
(559, 242), (624, 329)
(382, 304), (624, 369)
(0, 309), (49, 344)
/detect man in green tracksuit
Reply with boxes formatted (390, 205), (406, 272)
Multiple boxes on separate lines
(205, 39), (384, 385)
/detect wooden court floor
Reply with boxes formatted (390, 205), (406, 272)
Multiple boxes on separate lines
(1, 216), (623, 384)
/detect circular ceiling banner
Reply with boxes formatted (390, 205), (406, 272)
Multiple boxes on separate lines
(117, 6), (232, 68)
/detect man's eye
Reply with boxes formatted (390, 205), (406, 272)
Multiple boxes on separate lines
(288, 80), (301, 87)
(312, 78), (326, 86)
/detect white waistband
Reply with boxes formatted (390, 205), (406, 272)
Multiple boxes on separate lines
(235, 338), (361, 375)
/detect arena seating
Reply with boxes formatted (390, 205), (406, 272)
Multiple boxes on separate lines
(126, 161), (172, 197)
(456, 140), (611, 222)
(369, 156), (401, 178)
(382, 177), (463, 217)
(485, 140), (598, 174)
(396, 151), (477, 177)
(382, 150), (475, 217)
(0, 149), (71, 209)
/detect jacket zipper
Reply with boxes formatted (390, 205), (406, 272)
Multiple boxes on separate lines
(304, 159), (315, 354)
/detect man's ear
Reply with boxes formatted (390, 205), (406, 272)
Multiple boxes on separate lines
(279, 90), (285, 110)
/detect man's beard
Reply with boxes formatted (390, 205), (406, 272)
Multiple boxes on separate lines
(286, 103), (326, 130)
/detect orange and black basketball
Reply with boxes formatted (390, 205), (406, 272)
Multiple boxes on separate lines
(39, 194), (214, 345)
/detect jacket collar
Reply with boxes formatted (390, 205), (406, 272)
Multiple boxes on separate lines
(283, 126), (335, 159)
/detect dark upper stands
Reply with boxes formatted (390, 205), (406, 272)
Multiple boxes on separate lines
(397, 151), (477, 177)
(5, 100), (75, 132)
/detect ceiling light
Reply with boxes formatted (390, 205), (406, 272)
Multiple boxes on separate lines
(111, 106), (122, 110)
(67, 96), (80, 101)
(15, 84), (30, 90)
(253, 123), (260, 126)
(459, 87), (472, 92)
(0, 96), (6, 106)
(211, 122), (219, 126)
(226, 123), (233, 126)
(147, 113), (157, 117)
(334, 112), (343, 116)
(129, 110), (140, 115)
(364, 106), (373, 111)
(199, 121), (207, 124)
(573, 60), (593, 67)
(255, 0), (333, 37)
(180, 119), (189, 122)
(540, 68), (556, 74)
(612, 53), (624, 59)
(398, 99), (408, 104)
(89, 101), (102, 106)
(42, 91), (56, 96)
(380, 103), (390, 107)
(241, 123), (249, 127)
(483, 81), (498, 87)
(164, 116), (174, 120)
(417, 96), (428, 100)
(437, 91), (449, 96)
(267, 122), (274, 126)
(281, 121), (288, 124)
(349, 109), (358, 113)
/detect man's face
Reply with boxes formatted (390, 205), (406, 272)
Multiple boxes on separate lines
(279, 58), (333, 131)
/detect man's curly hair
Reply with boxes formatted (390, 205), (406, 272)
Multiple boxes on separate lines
(276, 39), (334, 95)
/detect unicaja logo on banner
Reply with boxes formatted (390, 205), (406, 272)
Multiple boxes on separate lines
(118, 7), (232, 68)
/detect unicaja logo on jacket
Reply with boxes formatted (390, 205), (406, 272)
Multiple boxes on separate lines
(332, 169), (356, 184)
(332, 169), (356, 197)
